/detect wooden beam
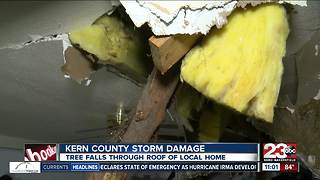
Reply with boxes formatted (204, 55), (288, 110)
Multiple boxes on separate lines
(123, 66), (179, 142)
(100, 66), (179, 180)
(149, 34), (200, 74)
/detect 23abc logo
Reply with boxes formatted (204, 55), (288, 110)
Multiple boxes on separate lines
(263, 143), (296, 159)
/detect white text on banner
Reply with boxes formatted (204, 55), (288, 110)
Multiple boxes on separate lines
(59, 153), (258, 162)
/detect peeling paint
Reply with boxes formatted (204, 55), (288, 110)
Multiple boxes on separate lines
(315, 44), (319, 56)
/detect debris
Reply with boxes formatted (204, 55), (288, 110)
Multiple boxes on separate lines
(84, 79), (91, 86)
(120, 0), (306, 36)
(180, 4), (289, 122)
(285, 106), (295, 114)
(120, 0), (237, 35)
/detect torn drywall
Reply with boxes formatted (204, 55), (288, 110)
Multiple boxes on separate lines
(0, 1), (118, 87)
(0, 1), (114, 48)
(120, 0), (307, 35)
(0, 39), (143, 143)
(0, 33), (83, 84)
(0, 1), (145, 145)
(61, 47), (95, 84)
(120, 0), (237, 35)
(0, 34), (68, 50)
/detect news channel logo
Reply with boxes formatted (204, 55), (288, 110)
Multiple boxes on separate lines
(263, 143), (297, 161)
(24, 144), (57, 161)
(9, 162), (41, 173)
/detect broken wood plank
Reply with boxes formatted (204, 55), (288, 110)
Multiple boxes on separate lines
(149, 34), (200, 74)
(123, 66), (179, 142)
(100, 66), (179, 179)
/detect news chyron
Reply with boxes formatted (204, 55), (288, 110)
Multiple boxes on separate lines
(24, 144), (57, 161)
(20, 143), (299, 173)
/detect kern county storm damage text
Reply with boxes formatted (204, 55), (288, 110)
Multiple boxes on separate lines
(63, 144), (206, 153)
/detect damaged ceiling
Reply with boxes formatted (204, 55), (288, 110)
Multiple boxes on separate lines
(0, 1), (117, 49)
(0, 1), (142, 148)
(120, 0), (307, 36)
(0, 39), (142, 144)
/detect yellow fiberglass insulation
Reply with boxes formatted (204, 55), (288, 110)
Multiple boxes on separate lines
(181, 4), (289, 122)
(69, 15), (150, 78)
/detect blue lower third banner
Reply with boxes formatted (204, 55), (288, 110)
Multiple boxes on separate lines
(59, 143), (259, 153)
(58, 143), (259, 162)
(41, 162), (259, 172)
